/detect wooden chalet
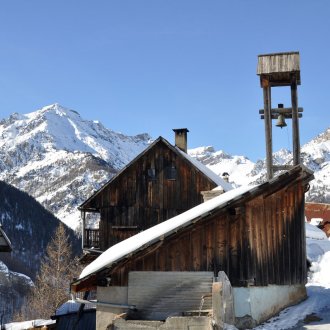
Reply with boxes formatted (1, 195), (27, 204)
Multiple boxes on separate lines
(72, 165), (313, 329)
(0, 225), (12, 252)
(79, 129), (232, 257)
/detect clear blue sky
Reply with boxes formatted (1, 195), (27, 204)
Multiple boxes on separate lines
(0, 1), (329, 161)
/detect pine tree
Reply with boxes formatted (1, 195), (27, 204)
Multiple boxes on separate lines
(16, 223), (81, 320)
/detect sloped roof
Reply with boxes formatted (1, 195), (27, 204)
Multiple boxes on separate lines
(78, 185), (253, 281)
(73, 165), (313, 289)
(79, 137), (233, 211)
(0, 225), (12, 252)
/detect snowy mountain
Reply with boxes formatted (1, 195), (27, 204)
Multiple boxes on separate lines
(301, 128), (330, 203)
(0, 104), (151, 229)
(188, 146), (256, 187)
(0, 104), (328, 232)
(188, 128), (330, 204)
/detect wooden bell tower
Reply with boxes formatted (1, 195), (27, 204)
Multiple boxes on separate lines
(257, 51), (303, 180)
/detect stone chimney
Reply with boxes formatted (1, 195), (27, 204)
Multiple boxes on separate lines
(173, 128), (189, 153)
(201, 187), (224, 202)
(222, 172), (230, 182)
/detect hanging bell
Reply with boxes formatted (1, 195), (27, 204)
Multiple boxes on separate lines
(276, 114), (287, 128)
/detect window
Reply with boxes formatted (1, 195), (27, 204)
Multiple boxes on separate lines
(147, 168), (156, 180)
(166, 164), (177, 180)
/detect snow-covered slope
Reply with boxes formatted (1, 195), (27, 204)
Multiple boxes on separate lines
(301, 128), (330, 203)
(188, 128), (330, 204)
(0, 104), (150, 229)
(253, 222), (330, 330)
(188, 146), (256, 187)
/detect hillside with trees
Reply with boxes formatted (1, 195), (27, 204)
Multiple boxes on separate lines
(0, 181), (81, 323)
(16, 224), (82, 321)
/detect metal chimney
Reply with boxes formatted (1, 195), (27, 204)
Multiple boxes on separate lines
(173, 128), (189, 153)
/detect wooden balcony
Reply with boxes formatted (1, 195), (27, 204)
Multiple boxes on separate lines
(84, 228), (100, 249)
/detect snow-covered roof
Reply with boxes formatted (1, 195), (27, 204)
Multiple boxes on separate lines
(75, 165), (313, 287)
(56, 299), (96, 316)
(4, 319), (55, 330)
(78, 185), (254, 280)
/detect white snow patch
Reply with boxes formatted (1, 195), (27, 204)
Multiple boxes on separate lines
(254, 222), (330, 329)
(310, 218), (324, 226)
(306, 222), (328, 241)
(15, 224), (24, 230)
(4, 319), (55, 330)
(0, 260), (9, 274)
(309, 251), (330, 288)
(56, 299), (96, 315)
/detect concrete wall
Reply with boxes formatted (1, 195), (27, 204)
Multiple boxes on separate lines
(96, 286), (128, 330)
(95, 276), (306, 329)
(233, 284), (307, 329)
(128, 271), (213, 320)
(113, 316), (213, 330)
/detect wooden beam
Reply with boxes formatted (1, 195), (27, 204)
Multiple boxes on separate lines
(291, 75), (300, 165)
(262, 79), (273, 180)
(259, 107), (303, 114)
(260, 114), (302, 120)
(273, 165), (294, 172)
(81, 211), (86, 250)
(71, 274), (98, 293)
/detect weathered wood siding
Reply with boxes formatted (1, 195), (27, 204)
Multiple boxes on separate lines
(257, 52), (300, 75)
(109, 180), (306, 287)
(96, 141), (216, 250)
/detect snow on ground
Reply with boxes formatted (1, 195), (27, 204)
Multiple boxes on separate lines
(4, 319), (55, 330)
(253, 223), (330, 330)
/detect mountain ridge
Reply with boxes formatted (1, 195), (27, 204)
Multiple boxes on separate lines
(0, 103), (151, 229)
(0, 103), (328, 230)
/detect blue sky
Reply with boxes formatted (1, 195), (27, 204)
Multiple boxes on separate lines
(0, 1), (329, 161)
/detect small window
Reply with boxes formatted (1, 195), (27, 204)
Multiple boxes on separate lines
(166, 164), (177, 180)
(147, 168), (156, 180)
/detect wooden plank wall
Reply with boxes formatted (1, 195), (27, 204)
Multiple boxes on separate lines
(97, 141), (216, 250)
(109, 180), (307, 288)
(257, 52), (300, 74)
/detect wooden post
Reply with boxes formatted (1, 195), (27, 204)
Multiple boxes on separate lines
(212, 281), (224, 330)
(82, 211), (86, 249)
(258, 52), (302, 174)
(262, 78), (273, 179)
(291, 75), (300, 165)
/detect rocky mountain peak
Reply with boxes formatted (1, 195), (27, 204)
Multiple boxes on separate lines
(0, 105), (151, 229)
